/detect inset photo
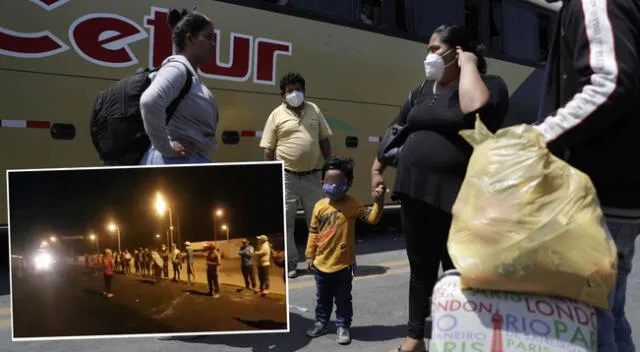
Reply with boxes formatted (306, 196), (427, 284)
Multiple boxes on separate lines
(6, 161), (288, 341)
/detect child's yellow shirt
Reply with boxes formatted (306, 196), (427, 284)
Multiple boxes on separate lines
(305, 195), (382, 273)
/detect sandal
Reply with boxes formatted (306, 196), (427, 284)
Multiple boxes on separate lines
(393, 345), (428, 352)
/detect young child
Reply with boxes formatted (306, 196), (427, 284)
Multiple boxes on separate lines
(305, 156), (384, 345)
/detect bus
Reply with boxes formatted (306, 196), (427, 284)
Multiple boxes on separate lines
(0, 0), (560, 236)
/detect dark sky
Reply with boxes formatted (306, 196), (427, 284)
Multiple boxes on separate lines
(8, 163), (284, 254)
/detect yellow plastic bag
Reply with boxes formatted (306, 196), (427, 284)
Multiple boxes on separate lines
(448, 116), (618, 308)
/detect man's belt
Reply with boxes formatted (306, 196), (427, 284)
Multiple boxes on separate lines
(284, 168), (321, 176)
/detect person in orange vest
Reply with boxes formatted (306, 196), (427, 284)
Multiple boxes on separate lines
(103, 248), (115, 298)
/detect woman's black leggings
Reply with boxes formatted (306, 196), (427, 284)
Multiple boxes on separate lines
(401, 197), (455, 340)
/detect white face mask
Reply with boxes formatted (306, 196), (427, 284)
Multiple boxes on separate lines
(285, 90), (304, 107)
(424, 49), (455, 81)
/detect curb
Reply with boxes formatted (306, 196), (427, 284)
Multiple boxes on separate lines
(217, 282), (287, 298)
(133, 274), (287, 298)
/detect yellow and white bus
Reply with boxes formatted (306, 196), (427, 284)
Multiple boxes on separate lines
(0, 0), (560, 232)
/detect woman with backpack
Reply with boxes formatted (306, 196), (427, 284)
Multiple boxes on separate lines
(139, 8), (219, 165)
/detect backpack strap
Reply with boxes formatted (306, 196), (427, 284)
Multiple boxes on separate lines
(409, 80), (428, 108)
(158, 59), (194, 126)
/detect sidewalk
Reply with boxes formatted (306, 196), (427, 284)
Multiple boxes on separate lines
(190, 257), (286, 296)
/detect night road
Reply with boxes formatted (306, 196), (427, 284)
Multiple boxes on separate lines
(10, 264), (287, 339)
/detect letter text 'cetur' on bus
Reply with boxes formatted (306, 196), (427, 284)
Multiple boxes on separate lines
(0, 3), (293, 86)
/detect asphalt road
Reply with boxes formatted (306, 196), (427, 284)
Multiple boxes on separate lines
(0, 233), (638, 352)
(10, 265), (286, 339)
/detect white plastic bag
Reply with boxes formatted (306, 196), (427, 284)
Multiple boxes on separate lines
(430, 271), (598, 352)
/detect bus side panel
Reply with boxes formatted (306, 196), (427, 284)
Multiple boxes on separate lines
(0, 0), (540, 226)
(0, 71), (108, 221)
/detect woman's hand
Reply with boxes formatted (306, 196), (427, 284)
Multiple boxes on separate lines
(166, 140), (195, 158)
(456, 46), (489, 114)
(457, 47), (478, 69)
(373, 184), (386, 203)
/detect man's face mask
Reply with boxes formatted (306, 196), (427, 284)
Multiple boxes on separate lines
(323, 183), (349, 201)
(424, 48), (457, 81)
(285, 90), (304, 107)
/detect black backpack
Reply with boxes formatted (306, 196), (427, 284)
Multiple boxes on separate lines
(90, 60), (193, 166)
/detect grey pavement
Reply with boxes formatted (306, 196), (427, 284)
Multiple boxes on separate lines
(0, 233), (637, 351)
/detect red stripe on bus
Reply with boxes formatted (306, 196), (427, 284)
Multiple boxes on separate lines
(26, 120), (51, 129)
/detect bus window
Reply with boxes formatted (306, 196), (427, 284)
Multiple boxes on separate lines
(465, 0), (481, 44)
(395, 0), (408, 32)
(356, 0), (382, 26)
(411, 0), (465, 37)
(501, 0), (537, 62)
(538, 12), (551, 63)
(488, 0), (503, 54)
(263, 0), (290, 5)
(290, 0), (355, 21)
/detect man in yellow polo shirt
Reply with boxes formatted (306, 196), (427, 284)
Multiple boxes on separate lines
(260, 72), (332, 278)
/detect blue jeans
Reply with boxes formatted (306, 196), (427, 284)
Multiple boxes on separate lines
(597, 217), (640, 352)
(314, 266), (353, 328)
(139, 145), (210, 165)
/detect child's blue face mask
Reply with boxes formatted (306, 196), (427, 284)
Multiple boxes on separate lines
(323, 183), (348, 201)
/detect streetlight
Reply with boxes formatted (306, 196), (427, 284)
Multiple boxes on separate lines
(213, 207), (224, 241)
(155, 192), (174, 247)
(107, 222), (121, 252)
(88, 233), (99, 254)
(221, 224), (230, 241)
(49, 236), (57, 243)
(40, 240), (48, 247)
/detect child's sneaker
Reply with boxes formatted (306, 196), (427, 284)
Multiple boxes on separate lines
(336, 327), (351, 345)
(306, 322), (329, 338)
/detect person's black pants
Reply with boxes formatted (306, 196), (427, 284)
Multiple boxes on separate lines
(401, 197), (455, 340)
(104, 274), (113, 293)
(207, 268), (219, 295)
(187, 262), (195, 282)
(153, 264), (162, 281)
(173, 263), (181, 280)
(242, 265), (256, 289)
(258, 266), (270, 291)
